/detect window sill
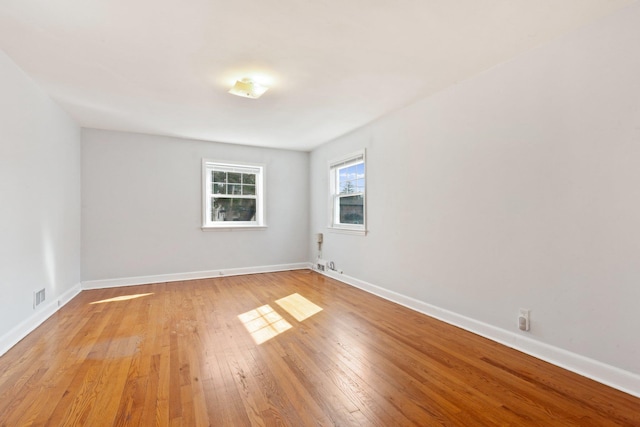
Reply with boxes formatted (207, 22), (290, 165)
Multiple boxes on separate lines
(327, 226), (367, 236)
(202, 225), (267, 231)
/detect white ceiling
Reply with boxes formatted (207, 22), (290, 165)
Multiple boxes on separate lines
(0, 0), (634, 151)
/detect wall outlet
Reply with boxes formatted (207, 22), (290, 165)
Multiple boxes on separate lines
(518, 308), (530, 331)
(316, 259), (327, 271)
(33, 288), (46, 309)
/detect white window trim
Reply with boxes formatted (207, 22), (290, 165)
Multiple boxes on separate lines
(202, 159), (267, 230)
(328, 149), (367, 235)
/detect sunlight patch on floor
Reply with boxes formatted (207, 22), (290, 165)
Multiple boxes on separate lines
(90, 293), (154, 305)
(238, 304), (292, 344)
(275, 293), (323, 322)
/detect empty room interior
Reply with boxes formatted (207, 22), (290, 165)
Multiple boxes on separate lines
(1, 1), (640, 425)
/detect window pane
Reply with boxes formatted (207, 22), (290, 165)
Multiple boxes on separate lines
(212, 198), (257, 222)
(212, 198), (226, 222)
(356, 178), (365, 193)
(339, 167), (347, 182)
(213, 183), (226, 194)
(340, 180), (357, 194)
(243, 173), (255, 185)
(243, 184), (256, 195)
(228, 172), (241, 183)
(347, 165), (357, 180)
(228, 184), (242, 195)
(213, 171), (226, 183)
(339, 195), (364, 224)
(338, 164), (362, 194)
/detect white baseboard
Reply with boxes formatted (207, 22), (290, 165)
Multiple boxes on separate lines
(318, 268), (640, 398)
(0, 283), (81, 358)
(82, 262), (310, 290)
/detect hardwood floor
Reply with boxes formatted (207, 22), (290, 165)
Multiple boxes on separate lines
(0, 270), (638, 426)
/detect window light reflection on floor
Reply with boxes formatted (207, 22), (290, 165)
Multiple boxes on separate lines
(90, 293), (154, 305)
(275, 293), (323, 322)
(238, 304), (292, 345)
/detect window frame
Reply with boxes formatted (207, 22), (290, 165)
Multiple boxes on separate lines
(202, 159), (266, 230)
(328, 150), (367, 235)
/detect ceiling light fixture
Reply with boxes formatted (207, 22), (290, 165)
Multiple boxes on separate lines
(228, 78), (268, 99)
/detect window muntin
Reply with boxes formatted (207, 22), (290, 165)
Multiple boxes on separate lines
(203, 161), (265, 228)
(330, 151), (366, 231)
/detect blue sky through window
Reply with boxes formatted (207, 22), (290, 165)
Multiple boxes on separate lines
(339, 162), (365, 194)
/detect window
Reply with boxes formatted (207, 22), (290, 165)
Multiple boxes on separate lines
(202, 160), (265, 229)
(330, 150), (366, 233)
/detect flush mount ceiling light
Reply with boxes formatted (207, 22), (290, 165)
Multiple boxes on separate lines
(228, 78), (268, 99)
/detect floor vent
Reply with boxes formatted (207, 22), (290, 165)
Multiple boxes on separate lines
(34, 288), (45, 308)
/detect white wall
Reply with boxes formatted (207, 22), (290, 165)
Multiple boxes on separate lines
(0, 50), (81, 348)
(310, 4), (640, 378)
(81, 129), (309, 282)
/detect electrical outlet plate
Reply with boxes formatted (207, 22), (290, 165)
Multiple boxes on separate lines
(518, 308), (530, 331)
(33, 288), (46, 309)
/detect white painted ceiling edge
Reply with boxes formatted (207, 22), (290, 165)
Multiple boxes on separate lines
(0, 0), (635, 151)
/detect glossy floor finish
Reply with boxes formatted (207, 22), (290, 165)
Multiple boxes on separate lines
(0, 271), (638, 426)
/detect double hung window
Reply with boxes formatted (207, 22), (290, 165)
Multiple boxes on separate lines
(330, 150), (366, 233)
(203, 160), (265, 228)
